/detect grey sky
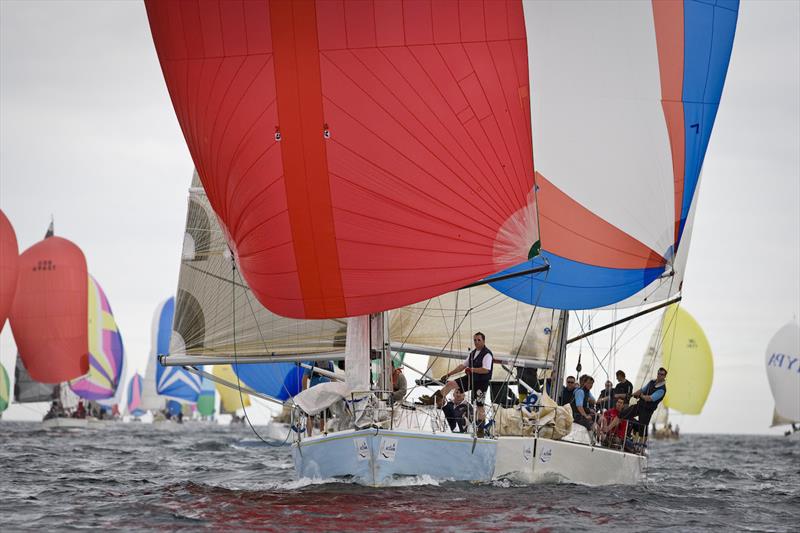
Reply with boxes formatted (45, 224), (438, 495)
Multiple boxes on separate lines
(1, 1), (798, 433)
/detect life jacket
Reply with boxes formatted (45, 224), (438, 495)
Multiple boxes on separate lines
(639, 379), (666, 414)
(559, 387), (575, 406)
(466, 346), (493, 388)
(570, 385), (591, 417)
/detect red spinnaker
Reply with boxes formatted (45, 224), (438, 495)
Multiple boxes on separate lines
(10, 237), (89, 383)
(0, 210), (19, 333)
(146, 0), (536, 319)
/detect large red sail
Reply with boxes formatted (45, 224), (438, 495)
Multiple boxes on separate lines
(146, 0), (536, 319)
(9, 237), (89, 383)
(0, 210), (19, 333)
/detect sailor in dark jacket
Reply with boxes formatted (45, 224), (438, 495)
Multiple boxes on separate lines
(438, 332), (493, 435)
(621, 367), (668, 438)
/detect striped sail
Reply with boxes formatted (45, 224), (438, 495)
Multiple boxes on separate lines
(154, 297), (201, 403)
(70, 276), (124, 400)
(490, 0), (739, 310)
(127, 373), (145, 417)
(146, 1), (739, 317)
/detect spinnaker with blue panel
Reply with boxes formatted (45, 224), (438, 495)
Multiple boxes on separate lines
(127, 373), (145, 417)
(489, 0), (739, 310)
(153, 297), (201, 403)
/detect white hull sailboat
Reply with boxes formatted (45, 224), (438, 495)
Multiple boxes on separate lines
(145, 0), (739, 487)
(294, 428), (495, 486)
(42, 417), (88, 430)
(495, 436), (645, 485)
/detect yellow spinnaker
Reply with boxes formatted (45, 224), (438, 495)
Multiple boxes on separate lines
(213, 364), (251, 413)
(661, 305), (713, 415)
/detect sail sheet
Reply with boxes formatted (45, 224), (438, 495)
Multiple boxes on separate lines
(213, 364), (251, 414)
(127, 373), (145, 416)
(765, 321), (800, 424)
(146, 0), (538, 319)
(70, 276), (124, 400)
(0, 209), (19, 333)
(10, 236), (89, 383)
(0, 363), (9, 413)
(490, 0), (739, 310)
(390, 284), (560, 379)
(153, 297), (201, 403)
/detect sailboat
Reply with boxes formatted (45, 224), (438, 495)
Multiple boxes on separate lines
(9, 222), (92, 428)
(145, 0), (738, 485)
(765, 321), (800, 438)
(0, 363), (8, 419)
(153, 297), (201, 420)
(0, 209), (19, 335)
(634, 304), (713, 440)
(197, 370), (216, 421)
(126, 373), (146, 420)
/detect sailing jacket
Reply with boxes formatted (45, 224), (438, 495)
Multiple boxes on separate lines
(639, 380), (667, 415)
(465, 346), (493, 389)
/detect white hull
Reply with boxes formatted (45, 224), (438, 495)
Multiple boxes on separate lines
(495, 436), (646, 485)
(293, 428), (496, 486)
(42, 417), (88, 430)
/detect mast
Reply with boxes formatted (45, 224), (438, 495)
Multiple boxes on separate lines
(551, 310), (569, 403)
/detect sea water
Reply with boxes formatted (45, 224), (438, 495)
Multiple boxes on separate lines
(0, 422), (797, 531)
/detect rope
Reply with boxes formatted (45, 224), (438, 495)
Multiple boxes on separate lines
(230, 258), (291, 447)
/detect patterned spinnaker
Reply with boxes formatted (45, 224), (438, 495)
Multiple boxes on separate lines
(127, 373), (145, 417)
(153, 297), (201, 402)
(70, 276), (124, 400)
(490, 0), (740, 309)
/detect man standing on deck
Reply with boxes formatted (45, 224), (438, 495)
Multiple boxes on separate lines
(438, 332), (493, 437)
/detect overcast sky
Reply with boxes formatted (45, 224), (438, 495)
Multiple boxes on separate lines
(1, 1), (798, 433)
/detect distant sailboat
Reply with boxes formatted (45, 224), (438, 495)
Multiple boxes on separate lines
(196, 371), (216, 420)
(765, 321), (800, 438)
(0, 363), (9, 418)
(635, 305), (713, 439)
(69, 276), (125, 402)
(127, 373), (145, 419)
(0, 209), (19, 333)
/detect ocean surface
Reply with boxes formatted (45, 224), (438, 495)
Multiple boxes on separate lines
(0, 421), (797, 532)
